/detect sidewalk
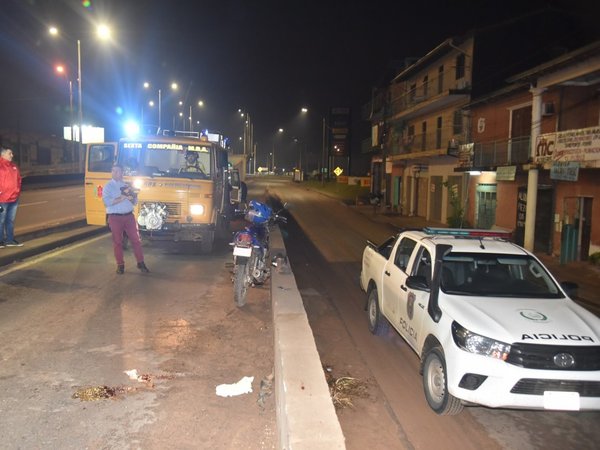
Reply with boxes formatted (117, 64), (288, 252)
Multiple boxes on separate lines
(350, 203), (600, 316)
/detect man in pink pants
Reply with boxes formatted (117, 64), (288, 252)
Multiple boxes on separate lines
(102, 164), (150, 274)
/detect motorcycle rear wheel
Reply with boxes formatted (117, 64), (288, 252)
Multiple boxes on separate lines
(234, 261), (250, 307)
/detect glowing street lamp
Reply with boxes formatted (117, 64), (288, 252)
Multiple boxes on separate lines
(144, 81), (178, 132)
(54, 63), (75, 155)
(49, 24), (112, 144)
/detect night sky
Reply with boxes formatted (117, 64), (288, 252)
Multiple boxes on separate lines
(0, 0), (597, 172)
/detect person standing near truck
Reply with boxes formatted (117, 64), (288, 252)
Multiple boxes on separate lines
(102, 164), (150, 274)
(0, 147), (24, 248)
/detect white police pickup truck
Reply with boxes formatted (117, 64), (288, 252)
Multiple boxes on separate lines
(360, 227), (600, 415)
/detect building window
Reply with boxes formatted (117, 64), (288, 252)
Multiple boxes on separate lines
(409, 83), (417, 102)
(455, 54), (465, 80)
(437, 66), (444, 93)
(453, 110), (463, 135)
(423, 75), (429, 98)
(421, 121), (427, 150)
(436, 117), (442, 149)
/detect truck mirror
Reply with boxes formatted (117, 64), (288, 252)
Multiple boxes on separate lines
(406, 275), (430, 292)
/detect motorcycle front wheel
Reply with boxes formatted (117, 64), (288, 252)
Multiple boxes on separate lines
(233, 260), (251, 307)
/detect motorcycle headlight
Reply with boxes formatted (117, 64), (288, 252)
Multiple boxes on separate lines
(452, 322), (510, 361)
(190, 204), (204, 215)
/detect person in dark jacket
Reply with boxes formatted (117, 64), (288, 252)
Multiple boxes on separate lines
(0, 147), (24, 248)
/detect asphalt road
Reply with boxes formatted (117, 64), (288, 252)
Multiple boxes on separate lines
(4, 177), (599, 449)
(0, 218), (277, 448)
(261, 177), (600, 450)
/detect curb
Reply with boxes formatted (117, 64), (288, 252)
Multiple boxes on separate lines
(270, 226), (346, 449)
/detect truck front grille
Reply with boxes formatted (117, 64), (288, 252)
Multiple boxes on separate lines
(507, 343), (600, 370)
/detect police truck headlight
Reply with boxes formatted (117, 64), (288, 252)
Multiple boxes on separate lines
(452, 322), (511, 361)
(190, 204), (205, 215)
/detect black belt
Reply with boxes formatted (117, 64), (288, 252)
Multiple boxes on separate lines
(108, 212), (133, 216)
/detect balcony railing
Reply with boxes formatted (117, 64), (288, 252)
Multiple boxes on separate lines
(471, 136), (530, 167)
(390, 72), (470, 116)
(388, 130), (464, 156)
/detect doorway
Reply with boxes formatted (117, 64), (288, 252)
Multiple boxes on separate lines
(562, 196), (593, 261)
(475, 184), (497, 229)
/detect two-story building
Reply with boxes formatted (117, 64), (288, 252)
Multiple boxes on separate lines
(460, 40), (600, 261)
(367, 9), (597, 260)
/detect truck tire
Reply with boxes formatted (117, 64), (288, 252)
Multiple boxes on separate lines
(367, 288), (389, 336)
(422, 347), (463, 415)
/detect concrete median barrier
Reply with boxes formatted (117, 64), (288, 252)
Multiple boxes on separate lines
(270, 226), (345, 449)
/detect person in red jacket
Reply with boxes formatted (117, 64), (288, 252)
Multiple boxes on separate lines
(0, 147), (24, 248)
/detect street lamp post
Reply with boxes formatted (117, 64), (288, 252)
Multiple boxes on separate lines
(49, 25), (111, 147)
(144, 82), (178, 133)
(76, 39), (82, 145)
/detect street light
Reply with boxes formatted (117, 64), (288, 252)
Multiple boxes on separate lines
(49, 24), (112, 144)
(300, 106), (329, 183)
(144, 81), (178, 133)
(54, 64), (75, 159)
(190, 100), (204, 132)
(271, 128), (284, 173)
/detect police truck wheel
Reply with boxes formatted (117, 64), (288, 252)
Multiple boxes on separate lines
(367, 288), (389, 336)
(423, 347), (463, 415)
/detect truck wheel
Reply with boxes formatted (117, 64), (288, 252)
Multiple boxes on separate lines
(234, 262), (250, 307)
(422, 347), (463, 415)
(367, 288), (389, 336)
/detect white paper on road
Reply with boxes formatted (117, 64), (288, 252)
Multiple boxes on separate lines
(124, 369), (143, 382)
(216, 376), (254, 397)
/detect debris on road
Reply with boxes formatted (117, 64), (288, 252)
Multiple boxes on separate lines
(323, 364), (368, 409)
(257, 373), (274, 408)
(216, 376), (254, 397)
(72, 385), (137, 401)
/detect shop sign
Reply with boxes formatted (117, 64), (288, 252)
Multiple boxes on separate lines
(496, 165), (516, 181)
(550, 161), (579, 181)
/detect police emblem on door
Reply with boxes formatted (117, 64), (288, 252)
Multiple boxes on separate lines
(407, 292), (416, 320)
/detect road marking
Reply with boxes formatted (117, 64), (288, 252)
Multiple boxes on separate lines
(0, 234), (107, 278)
(19, 201), (49, 207)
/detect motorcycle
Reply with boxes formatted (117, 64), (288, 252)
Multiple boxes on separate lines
(231, 200), (287, 307)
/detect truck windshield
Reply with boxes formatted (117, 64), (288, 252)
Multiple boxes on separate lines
(118, 142), (212, 179)
(440, 253), (564, 298)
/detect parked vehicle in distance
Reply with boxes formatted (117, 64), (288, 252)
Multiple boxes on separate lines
(360, 227), (600, 415)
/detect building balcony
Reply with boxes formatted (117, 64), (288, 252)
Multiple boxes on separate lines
(389, 77), (471, 121)
(458, 136), (531, 170)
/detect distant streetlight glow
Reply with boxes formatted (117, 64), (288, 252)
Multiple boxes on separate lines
(97, 24), (111, 40)
(49, 24), (113, 146)
(144, 81), (178, 131)
(301, 107), (308, 113)
(55, 65), (65, 74)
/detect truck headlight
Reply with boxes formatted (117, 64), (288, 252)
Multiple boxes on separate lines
(452, 322), (510, 361)
(190, 204), (204, 215)
(133, 178), (144, 190)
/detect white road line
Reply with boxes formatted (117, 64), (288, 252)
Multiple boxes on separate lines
(19, 201), (49, 207)
(0, 234), (108, 278)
